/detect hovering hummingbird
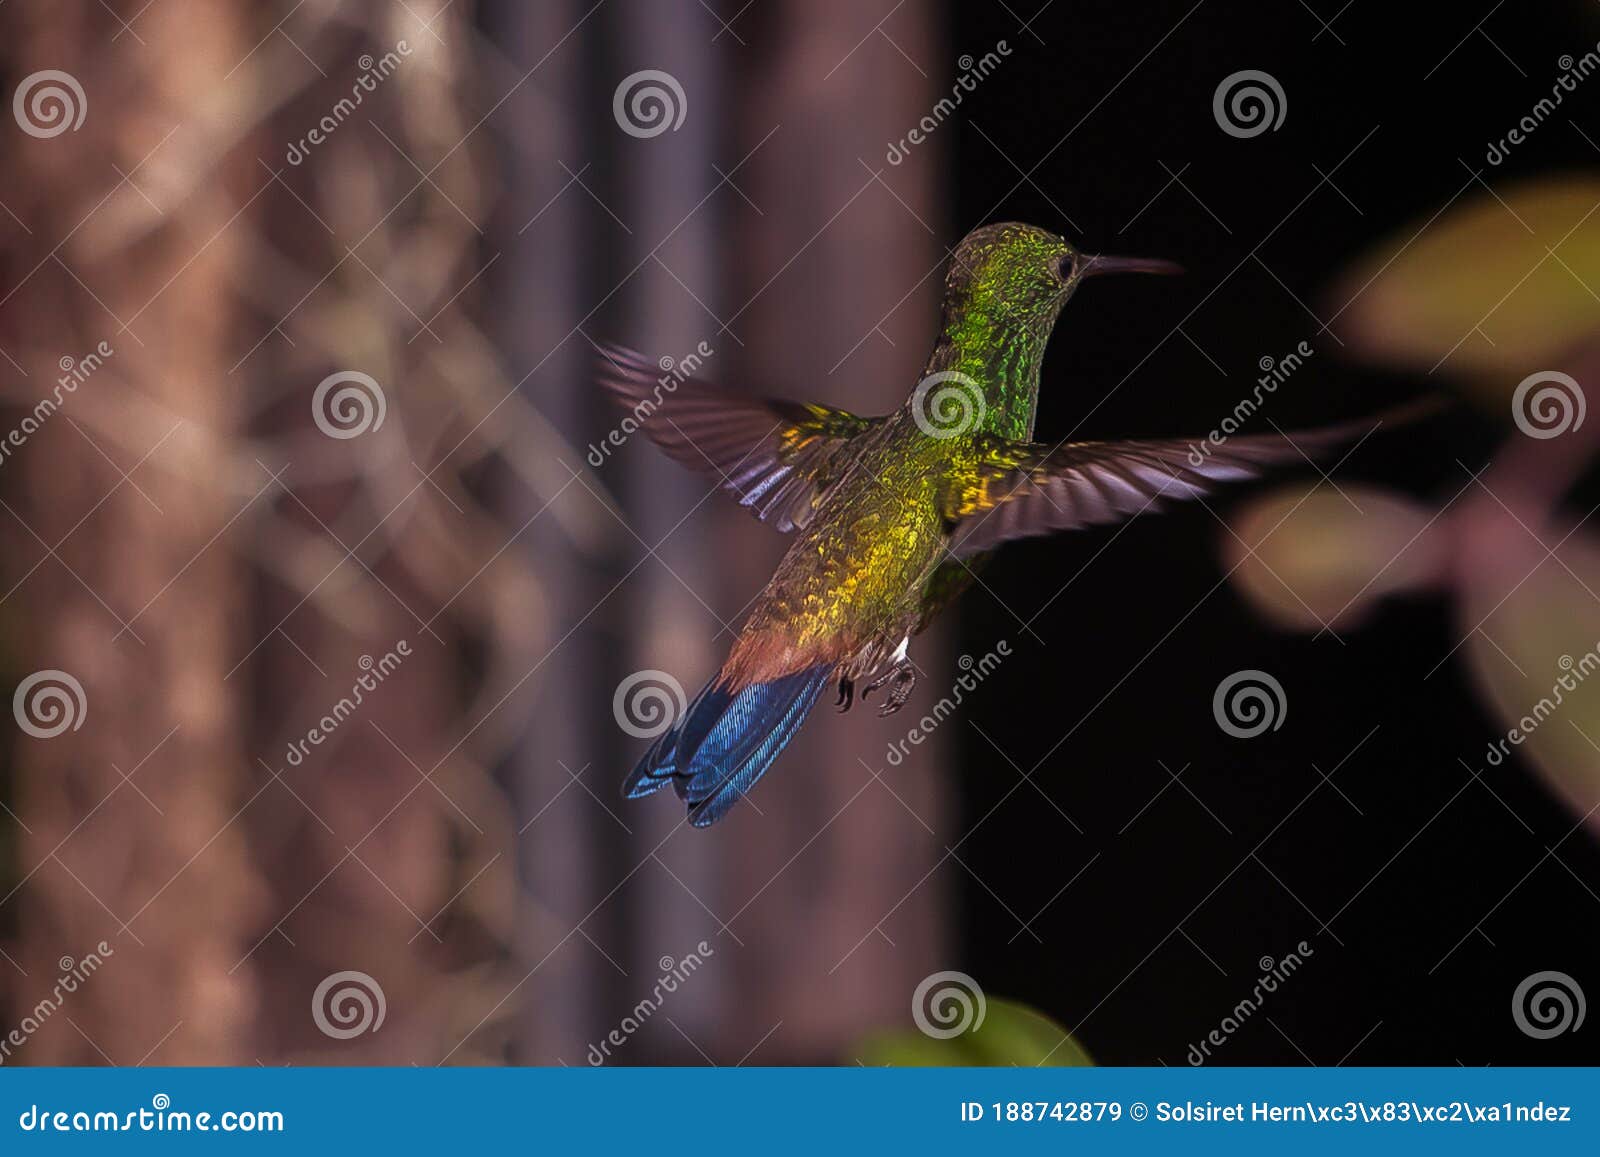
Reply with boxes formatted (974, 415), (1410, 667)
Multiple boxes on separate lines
(601, 221), (1392, 826)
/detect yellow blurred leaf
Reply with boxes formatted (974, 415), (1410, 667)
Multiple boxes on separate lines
(1331, 176), (1600, 375)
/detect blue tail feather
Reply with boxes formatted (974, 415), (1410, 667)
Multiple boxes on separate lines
(621, 680), (733, 799)
(684, 669), (828, 826)
(620, 665), (831, 825)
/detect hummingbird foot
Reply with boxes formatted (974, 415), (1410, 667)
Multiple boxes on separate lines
(860, 661), (916, 718)
(835, 676), (855, 713)
(878, 665), (916, 717)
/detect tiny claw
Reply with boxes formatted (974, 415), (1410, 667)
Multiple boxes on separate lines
(835, 677), (854, 713)
(861, 664), (898, 701)
(875, 665), (916, 718)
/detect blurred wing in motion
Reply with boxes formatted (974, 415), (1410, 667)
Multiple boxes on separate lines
(945, 418), (1382, 557)
(596, 343), (881, 532)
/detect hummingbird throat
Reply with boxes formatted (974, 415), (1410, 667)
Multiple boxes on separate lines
(925, 293), (1061, 442)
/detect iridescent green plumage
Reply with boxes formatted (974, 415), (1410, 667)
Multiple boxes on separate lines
(716, 223), (1183, 693)
(601, 221), (1378, 824)
(925, 223), (1076, 441)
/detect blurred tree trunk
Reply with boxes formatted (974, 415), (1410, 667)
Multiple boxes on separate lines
(0, 0), (953, 1068)
(717, 0), (950, 1061)
(0, 0), (263, 1063)
(603, 0), (730, 1059)
(488, 0), (611, 1064)
(0, 0), (515, 1067)
(490, 0), (951, 1064)
(232, 3), (516, 1063)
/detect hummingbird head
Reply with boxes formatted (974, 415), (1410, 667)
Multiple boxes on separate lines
(928, 223), (1182, 439)
(944, 222), (1183, 326)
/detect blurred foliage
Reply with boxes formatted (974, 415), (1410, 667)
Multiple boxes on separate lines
(1228, 172), (1600, 833)
(1333, 177), (1600, 377)
(1224, 483), (1446, 633)
(855, 997), (1093, 1067)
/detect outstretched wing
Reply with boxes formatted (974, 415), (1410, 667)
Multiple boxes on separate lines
(596, 343), (881, 532)
(945, 418), (1382, 557)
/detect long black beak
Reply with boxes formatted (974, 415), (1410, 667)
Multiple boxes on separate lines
(1081, 254), (1185, 278)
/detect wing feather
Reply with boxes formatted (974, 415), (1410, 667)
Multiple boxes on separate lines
(946, 417), (1383, 557)
(596, 343), (880, 532)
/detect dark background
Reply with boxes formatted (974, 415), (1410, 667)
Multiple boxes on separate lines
(952, 0), (1598, 1064)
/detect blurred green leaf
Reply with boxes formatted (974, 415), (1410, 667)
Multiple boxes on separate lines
(856, 997), (1093, 1067)
(1331, 175), (1600, 377)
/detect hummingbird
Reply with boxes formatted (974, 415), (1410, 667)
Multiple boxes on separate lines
(601, 221), (1393, 826)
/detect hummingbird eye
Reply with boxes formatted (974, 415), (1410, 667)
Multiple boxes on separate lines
(1057, 255), (1078, 281)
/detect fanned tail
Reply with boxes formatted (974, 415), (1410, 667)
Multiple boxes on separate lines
(621, 666), (832, 827)
(622, 679), (733, 800)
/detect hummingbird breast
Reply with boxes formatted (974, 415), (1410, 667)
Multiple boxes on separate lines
(719, 416), (956, 689)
